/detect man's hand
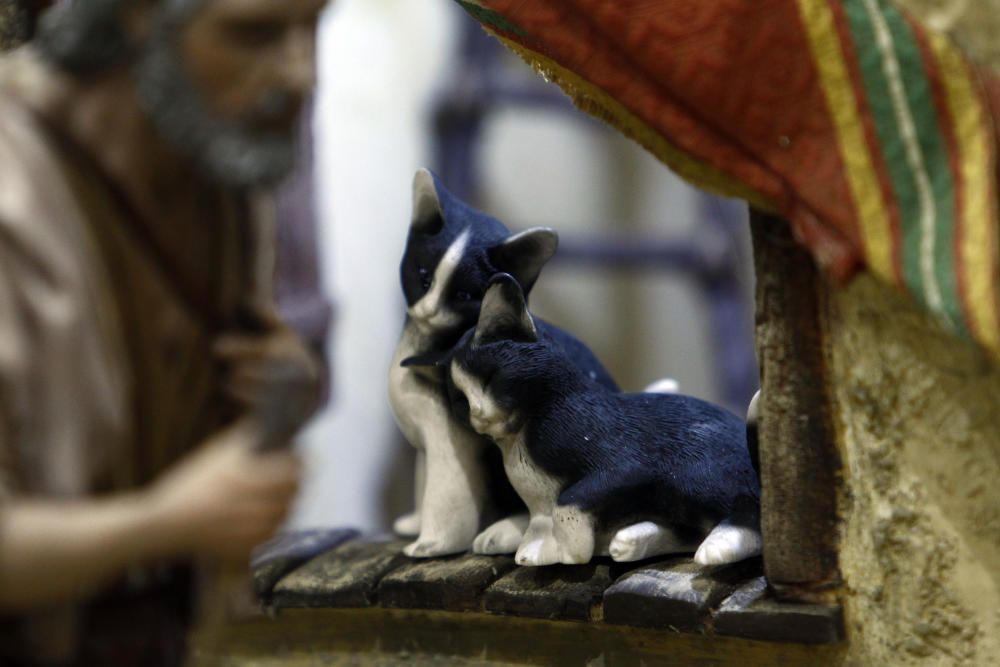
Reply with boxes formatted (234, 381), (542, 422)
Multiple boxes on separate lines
(216, 328), (322, 450)
(0, 418), (302, 610)
(145, 418), (301, 563)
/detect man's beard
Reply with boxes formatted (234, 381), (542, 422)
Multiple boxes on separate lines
(132, 27), (297, 188)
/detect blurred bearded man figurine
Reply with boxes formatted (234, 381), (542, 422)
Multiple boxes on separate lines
(0, 0), (328, 664)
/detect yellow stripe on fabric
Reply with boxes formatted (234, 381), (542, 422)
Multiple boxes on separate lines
(927, 32), (1000, 355)
(797, 0), (896, 283)
(487, 32), (776, 212)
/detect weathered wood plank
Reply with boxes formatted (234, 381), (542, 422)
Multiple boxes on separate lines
(750, 211), (841, 596)
(251, 528), (360, 602)
(377, 553), (517, 612)
(191, 608), (849, 666)
(271, 537), (410, 609)
(482, 562), (612, 621)
(602, 558), (761, 631)
(255, 525), (843, 647)
(714, 576), (845, 644)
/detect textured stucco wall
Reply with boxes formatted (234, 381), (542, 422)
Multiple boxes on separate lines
(824, 274), (1000, 666)
(895, 0), (1000, 73)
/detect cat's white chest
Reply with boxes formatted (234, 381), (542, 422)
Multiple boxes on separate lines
(388, 321), (445, 445)
(450, 362), (563, 517)
(501, 433), (562, 516)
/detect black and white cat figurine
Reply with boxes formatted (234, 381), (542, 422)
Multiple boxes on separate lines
(388, 169), (618, 557)
(444, 274), (762, 567)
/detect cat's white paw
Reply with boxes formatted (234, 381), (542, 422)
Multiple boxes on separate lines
(404, 535), (469, 558)
(609, 521), (695, 562)
(515, 537), (559, 566)
(556, 545), (593, 565)
(694, 524), (762, 566)
(551, 506), (596, 564)
(473, 514), (529, 555)
(393, 512), (421, 537)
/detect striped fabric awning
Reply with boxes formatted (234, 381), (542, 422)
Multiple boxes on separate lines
(456, 0), (1000, 361)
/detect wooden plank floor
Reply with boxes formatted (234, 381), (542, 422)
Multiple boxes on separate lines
(191, 530), (846, 664)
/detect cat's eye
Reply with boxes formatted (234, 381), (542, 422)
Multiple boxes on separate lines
(456, 290), (472, 302)
(417, 267), (432, 290)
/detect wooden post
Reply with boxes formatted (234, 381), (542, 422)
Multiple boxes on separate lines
(750, 211), (841, 600)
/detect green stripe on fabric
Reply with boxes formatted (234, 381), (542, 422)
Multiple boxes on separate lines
(455, 1), (527, 38)
(844, 1), (926, 302)
(843, 0), (964, 331)
(879, 1), (964, 331)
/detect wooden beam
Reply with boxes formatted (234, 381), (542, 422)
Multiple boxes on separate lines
(750, 211), (841, 598)
(192, 607), (848, 666)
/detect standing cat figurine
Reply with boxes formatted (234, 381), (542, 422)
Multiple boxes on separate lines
(389, 169), (618, 557)
(445, 274), (762, 567)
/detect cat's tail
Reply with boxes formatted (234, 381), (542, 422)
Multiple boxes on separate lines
(693, 391), (763, 567)
(643, 377), (680, 394)
(746, 390), (760, 483)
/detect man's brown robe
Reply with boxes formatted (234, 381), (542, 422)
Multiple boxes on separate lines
(0, 49), (278, 663)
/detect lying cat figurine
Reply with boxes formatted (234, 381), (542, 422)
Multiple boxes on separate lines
(442, 274), (762, 567)
(388, 169), (618, 557)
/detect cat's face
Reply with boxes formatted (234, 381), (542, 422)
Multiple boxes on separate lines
(400, 169), (558, 339)
(448, 274), (548, 441)
(450, 355), (514, 441)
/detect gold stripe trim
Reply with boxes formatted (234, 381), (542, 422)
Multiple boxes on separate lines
(797, 0), (897, 283)
(927, 32), (1000, 355)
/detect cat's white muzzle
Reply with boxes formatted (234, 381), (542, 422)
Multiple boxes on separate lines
(408, 305), (460, 336)
(453, 362), (509, 440)
(466, 399), (497, 433)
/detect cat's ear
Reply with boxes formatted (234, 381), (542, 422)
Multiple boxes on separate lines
(410, 168), (444, 234)
(474, 273), (538, 346)
(401, 349), (450, 382)
(488, 228), (558, 293)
